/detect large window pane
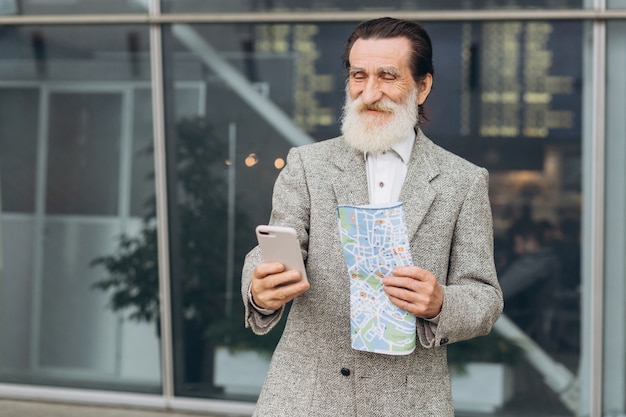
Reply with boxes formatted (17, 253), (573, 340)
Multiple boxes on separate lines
(163, 20), (584, 415)
(0, 25), (161, 393)
(162, 22), (331, 399)
(161, 0), (583, 13)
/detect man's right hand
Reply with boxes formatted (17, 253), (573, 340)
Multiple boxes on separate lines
(250, 262), (310, 311)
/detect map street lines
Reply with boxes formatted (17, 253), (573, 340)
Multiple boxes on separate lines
(337, 202), (416, 355)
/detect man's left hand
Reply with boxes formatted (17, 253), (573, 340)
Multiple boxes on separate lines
(382, 266), (443, 319)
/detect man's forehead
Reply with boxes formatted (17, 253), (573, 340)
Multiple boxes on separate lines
(349, 37), (412, 67)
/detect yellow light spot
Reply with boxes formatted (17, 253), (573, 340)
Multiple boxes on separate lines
(245, 153), (258, 167)
(274, 158), (285, 169)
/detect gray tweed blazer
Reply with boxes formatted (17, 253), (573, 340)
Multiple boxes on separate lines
(241, 131), (503, 417)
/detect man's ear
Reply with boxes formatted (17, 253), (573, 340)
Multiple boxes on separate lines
(416, 73), (433, 105)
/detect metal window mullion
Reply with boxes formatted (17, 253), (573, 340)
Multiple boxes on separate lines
(590, 0), (607, 415)
(148, 0), (175, 401)
(3, 9), (626, 25)
(29, 87), (50, 372)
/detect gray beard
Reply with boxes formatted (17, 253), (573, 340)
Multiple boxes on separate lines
(340, 87), (419, 154)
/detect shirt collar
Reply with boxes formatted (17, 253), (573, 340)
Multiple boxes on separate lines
(393, 130), (416, 164)
(364, 129), (415, 164)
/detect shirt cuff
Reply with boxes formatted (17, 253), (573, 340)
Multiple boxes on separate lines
(423, 313), (440, 344)
(425, 312), (440, 324)
(248, 284), (277, 316)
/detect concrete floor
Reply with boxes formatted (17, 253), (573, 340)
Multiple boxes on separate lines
(0, 399), (228, 417)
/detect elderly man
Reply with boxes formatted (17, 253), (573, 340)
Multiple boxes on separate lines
(241, 17), (503, 416)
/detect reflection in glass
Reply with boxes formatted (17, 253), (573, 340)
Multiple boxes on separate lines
(0, 25), (161, 393)
(163, 20), (583, 415)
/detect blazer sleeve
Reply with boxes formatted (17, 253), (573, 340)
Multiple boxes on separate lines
(416, 168), (504, 348)
(241, 147), (311, 335)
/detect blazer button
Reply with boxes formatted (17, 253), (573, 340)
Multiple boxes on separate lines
(440, 338), (449, 346)
(340, 368), (351, 376)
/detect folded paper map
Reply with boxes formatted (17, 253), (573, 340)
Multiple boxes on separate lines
(336, 202), (416, 355)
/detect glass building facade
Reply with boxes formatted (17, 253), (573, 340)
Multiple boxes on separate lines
(0, 1), (624, 416)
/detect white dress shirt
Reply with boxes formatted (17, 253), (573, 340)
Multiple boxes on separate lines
(365, 131), (414, 204)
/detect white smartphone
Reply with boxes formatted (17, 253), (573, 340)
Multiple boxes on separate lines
(255, 225), (308, 281)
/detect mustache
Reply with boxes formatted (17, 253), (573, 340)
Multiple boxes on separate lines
(355, 100), (396, 113)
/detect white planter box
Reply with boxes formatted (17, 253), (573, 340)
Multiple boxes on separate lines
(213, 347), (270, 396)
(451, 362), (514, 413)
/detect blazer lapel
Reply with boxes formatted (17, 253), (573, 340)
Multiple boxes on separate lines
(399, 132), (439, 239)
(331, 139), (369, 206)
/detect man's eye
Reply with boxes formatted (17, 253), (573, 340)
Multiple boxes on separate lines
(381, 74), (396, 81)
(352, 73), (366, 80)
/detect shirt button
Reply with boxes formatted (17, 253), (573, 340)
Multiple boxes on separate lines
(440, 338), (449, 346)
(378, 181), (385, 188)
(340, 367), (351, 376)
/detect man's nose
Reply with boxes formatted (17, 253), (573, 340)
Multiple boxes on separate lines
(361, 78), (383, 104)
